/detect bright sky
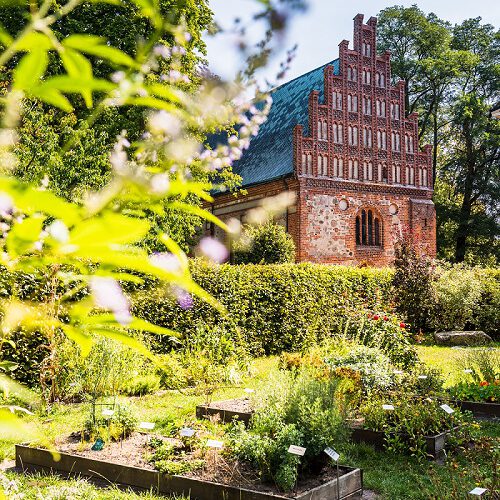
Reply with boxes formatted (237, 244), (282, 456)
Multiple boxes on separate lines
(205, 0), (500, 85)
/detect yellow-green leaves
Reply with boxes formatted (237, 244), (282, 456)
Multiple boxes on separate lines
(6, 216), (43, 257)
(12, 47), (48, 91)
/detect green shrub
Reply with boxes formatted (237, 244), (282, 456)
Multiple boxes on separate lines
(392, 235), (437, 333)
(135, 261), (393, 356)
(232, 223), (295, 264)
(337, 311), (418, 368)
(433, 264), (500, 338)
(325, 343), (394, 394)
(122, 374), (161, 396)
(228, 368), (348, 491)
(84, 404), (137, 441)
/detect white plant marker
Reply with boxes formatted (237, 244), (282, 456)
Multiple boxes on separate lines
(440, 404), (454, 414)
(469, 487), (487, 496)
(102, 409), (114, 416)
(418, 375), (428, 380)
(206, 439), (223, 449)
(244, 388), (255, 394)
(139, 421), (155, 430)
(382, 404), (395, 411)
(288, 445), (306, 456)
(464, 369), (473, 374)
(324, 447), (340, 461)
(180, 428), (195, 437)
(393, 370), (403, 375)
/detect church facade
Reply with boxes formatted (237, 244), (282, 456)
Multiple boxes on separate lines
(207, 14), (436, 266)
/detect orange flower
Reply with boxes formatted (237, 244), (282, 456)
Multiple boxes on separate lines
(479, 381), (489, 387)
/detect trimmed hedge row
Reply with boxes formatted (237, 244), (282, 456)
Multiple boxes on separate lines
(134, 262), (394, 355)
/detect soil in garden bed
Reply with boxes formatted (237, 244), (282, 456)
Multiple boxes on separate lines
(204, 397), (253, 414)
(55, 433), (352, 498)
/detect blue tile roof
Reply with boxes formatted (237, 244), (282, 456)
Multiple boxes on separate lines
(211, 59), (340, 189)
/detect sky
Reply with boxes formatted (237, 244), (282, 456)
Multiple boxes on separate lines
(205, 0), (500, 86)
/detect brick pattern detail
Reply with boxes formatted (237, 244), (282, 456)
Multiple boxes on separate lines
(205, 14), (436, 267)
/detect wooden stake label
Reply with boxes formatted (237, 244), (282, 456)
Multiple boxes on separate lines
(288, 445), (306, 456)
(139, 421), (155, 430)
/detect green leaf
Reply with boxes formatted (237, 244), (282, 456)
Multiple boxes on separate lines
(69, 212), (150, 247)
(30, 87), (74, 112)
(0, 360), (17, 372)
(15, 32), (52, 52)
(127, 96), (178, 112)
(6, 216), (44, 257)
(63, 35), (137, 67)
(60, 48), (94, 107)
(146, 83), (183, 103)
(167, 201), (229, 232)
(86, 313), (181, 339)
(13, 47), (48, 90)
(38, 75), (114, 94)
(60, 324), (93, 357)
(15, 186), (81, 226)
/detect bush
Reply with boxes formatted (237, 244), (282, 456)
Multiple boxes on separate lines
(228, 368), (348, 491)
(122, 374), (161, 396)
(433, 265), (500, 338)
(135, 262), (393, 356)
(232, 223), (295, 264)
(392, 235), (437, 333)
(325, 343), (394, 394)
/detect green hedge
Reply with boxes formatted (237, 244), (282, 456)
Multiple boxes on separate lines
(134, 262), (394, 355)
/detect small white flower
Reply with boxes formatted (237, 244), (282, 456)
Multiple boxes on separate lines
(150, 174), (170, 194)
(47, 220), (69, 243)
(89, 277), (131, 325)
(153, 44), (171, 59)
(111, 71), (126, 83)
(148, 110), (182, 137)
(198, 237), (229, 263)
(150, 252), (180, 273)
(0, 193), (13, 215)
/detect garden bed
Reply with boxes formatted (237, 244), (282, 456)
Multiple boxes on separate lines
(196, 398), (253, 425)
(15, 444), (364, 499)
(349, 426), (460, 460)
(450, 400), (500, 419)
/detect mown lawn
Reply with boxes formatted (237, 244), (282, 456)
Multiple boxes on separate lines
(1, 348), (498, 499)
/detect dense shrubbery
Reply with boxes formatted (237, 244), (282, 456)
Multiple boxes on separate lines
(232, 223), (295, 264)
(135, 261), (394, 356)
(433, 265), (500, 336)
(228, 367), (349, 491)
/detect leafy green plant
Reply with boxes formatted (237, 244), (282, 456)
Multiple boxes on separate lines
(122, 374), (161, 397)
(392, 234), (437, 334)
(232, 222), (295, 264)
(84, 404), (137, 442)
(228, 368), (348, 491)
(448, 381), (499, 403)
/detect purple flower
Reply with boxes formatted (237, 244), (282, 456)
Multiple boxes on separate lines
(89, 277), (132, 326)
(174, 287), (193, 310)
(198, 237), (229, 263)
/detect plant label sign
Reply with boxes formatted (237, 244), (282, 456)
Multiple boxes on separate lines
(139, 421), (155, 430)
(206, 439), (223, 449)
(102, 409), (114, 416)
(393, 370), (403, 375)
(180, 428), (195, 437)
(464, 369), (473, 374)
(244, 388), (255, 394)
(324, 447), (340, 462)
(417, 375), (428, 380)
(469, 487), (487, 496)
(382, 404), (395, 411)
(288, 445), (306, 456)
(440, 404), (454, 414)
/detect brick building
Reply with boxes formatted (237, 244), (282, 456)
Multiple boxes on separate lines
(207, 14), (436, 266)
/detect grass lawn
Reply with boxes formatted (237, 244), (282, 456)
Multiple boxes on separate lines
(1, 349), (498, 499)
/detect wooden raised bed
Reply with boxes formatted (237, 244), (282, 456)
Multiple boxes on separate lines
(15, 445), (364, 500)
(450, 400), (500, 419)
(196, 398), (253, 425)
(350, 426), (460, 460)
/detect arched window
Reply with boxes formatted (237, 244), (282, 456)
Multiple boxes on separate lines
(356, 209), (382, 247)
(318, 155), (328, 176)
(333, 91), (342, 110)
(318, 120), (327, 140)
(333, 123), (343, 144)
(364, 96), (371, 115)
(348, 159), (359, 179)
(302, 152), (312, 175)
(333, 157), (343, 178)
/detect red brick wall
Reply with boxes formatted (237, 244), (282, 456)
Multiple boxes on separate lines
(204, 14), (436, 267)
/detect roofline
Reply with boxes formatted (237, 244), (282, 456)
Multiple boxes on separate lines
(212, 172), (294, 197)
(269, 58), (340, 93)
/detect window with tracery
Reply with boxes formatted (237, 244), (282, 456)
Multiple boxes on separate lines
(356, 209), (381, 246)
